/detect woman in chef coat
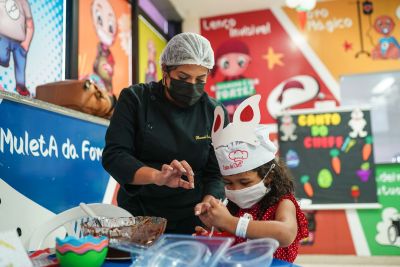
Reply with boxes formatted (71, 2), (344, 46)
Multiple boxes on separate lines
(102, 32), (228, 234)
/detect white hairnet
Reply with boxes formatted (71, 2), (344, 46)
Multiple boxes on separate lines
(160, 32), (215, 69)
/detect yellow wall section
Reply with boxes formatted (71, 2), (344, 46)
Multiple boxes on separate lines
(284, 0), (400, 81)
(138, 16), (167, 84)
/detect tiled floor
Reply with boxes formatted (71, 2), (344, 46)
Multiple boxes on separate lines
(294, 255), (400, 267)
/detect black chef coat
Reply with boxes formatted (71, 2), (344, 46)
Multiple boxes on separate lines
(102, 81), (227, 233)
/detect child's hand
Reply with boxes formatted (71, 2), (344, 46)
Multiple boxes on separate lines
(205, 197), (235, 231)
(193, 226), (209, 236)
(194, 201), (211, 216)
(197, 207), (213, 229)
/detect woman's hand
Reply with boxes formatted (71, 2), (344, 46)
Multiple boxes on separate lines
(154, 160), (195, 189)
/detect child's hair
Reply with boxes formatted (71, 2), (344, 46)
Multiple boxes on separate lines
(227, 157), (295, 220)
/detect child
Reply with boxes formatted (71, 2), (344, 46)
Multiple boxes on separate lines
(194, 95), (308, 263)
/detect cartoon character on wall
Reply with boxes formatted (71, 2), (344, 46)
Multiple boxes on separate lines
(376, 207), (400, 247)
(280, 113), (297, 141)
(145, 39), (157, 83)
(211, 39), (257, 120)
(212, 39), (251, 81)
(348, 108), (367, 138)
(371, 15), (400, 60)
(91, 0), (117, 94)
(0, 0), (34, 97)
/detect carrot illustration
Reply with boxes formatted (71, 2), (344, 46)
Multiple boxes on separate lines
(362, 136), (372, 161)
(330, 149), (341, 175)
(300, 175), (314, 197)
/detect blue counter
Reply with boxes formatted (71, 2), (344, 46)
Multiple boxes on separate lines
(103, 258), (302, 267)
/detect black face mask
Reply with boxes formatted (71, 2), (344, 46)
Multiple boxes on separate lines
(167, 78), (205, 107)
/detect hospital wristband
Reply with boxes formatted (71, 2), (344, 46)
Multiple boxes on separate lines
(235, 217), (250, 238)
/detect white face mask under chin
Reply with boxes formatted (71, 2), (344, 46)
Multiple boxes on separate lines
(225, 164), (275, 209)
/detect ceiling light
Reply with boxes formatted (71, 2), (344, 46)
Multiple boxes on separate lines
(372, 77), (395, 95)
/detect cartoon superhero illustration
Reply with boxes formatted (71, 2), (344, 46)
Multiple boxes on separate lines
(348, 108), (367, 138)
(91, 0), (117, 94)
(371, 15), (400, 60)
(212, 39), (251, 81)
(145, 39), (157, 83)
(0, 0), (34, 97)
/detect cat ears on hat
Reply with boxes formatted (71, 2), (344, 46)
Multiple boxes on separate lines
(212, 95), (262, 148)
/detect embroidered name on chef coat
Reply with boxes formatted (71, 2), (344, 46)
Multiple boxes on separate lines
(195, 135), (211, 140)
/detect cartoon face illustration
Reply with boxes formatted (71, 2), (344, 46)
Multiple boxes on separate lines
(351, 107), (364, 120)
(91, 0), (117, 46)
(213, 39), (251, 80)
(374, 15), (395, 36)
(371, 15), (400, 60)
(281, 113), (294, 124)
(217, 52), (251, 77)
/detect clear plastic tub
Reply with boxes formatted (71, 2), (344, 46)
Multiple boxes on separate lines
(218, 238), (279, 267)
(148, 241), (210, 267)
(109, 234), (233, 267)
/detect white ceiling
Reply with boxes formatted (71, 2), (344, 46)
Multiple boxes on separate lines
(169, 0), (287, 19)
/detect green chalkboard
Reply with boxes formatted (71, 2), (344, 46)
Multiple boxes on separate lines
(278, 107), (378, 207)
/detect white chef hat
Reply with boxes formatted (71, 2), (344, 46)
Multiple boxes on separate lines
(160, 32), (215, 69)
(211, 95), (277, 176)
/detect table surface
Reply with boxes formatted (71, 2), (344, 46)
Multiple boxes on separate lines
(102, 258), (302, 267)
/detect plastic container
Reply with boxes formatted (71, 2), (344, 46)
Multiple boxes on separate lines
(140, 234), (234, 267)
(109, 234), (234, 267)
(218, 238), (279, 267)
(148, 240), (210, 267)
